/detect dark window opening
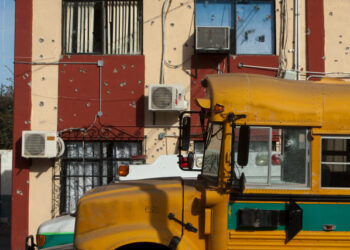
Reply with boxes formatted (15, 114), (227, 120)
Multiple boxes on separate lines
(63, 0), (142, 55)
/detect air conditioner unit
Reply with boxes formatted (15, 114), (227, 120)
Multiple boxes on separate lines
(196, 26), (230, 52)
(149, 84), (187, 111)
(22, 131), (65, 158)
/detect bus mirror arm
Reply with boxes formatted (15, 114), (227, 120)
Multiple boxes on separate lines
(231, 173), (246, 193)
(228, 113), (248, 192)
(178, 111), (202, 170)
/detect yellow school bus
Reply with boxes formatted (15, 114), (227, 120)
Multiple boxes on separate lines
(74, 73), (350, 250)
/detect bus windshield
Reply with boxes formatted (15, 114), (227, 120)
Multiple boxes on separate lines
(202, 123), (223, 179)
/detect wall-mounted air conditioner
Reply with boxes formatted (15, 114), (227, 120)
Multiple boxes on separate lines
(22, 131), (65, 158)
(148, 84), (187, 111)
(196, 26), (230, 52)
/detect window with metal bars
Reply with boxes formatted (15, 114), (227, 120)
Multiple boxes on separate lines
(59, 141), (143, 214)
(63, 0), (142, 54)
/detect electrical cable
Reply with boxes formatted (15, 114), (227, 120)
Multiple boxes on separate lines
(160, 0), (170, 84)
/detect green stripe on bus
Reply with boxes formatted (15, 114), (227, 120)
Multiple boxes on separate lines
(39, 233), (74, 249)
(228, 202), (350, 231)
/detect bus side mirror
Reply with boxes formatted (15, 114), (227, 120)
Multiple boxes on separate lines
(237, 125), (250, 167)
(181, 116), (191, 151)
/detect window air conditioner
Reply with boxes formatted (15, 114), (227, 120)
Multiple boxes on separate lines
(148, 84), (187, 111)
(196, 26), (230, 52)
(22, 131), (65, 158)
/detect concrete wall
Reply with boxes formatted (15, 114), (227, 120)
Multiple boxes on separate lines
(278, 0), (307, 78)
(143, 0), (195, 161)
(28, 0), (61, 237)
(324, 0), (350, 74)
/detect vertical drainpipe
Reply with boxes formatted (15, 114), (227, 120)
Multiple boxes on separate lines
(294, 0), (300, 80)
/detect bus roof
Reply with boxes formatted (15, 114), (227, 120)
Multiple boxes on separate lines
(198, 73), (350, 134)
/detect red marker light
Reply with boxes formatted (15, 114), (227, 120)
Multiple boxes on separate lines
(272, 153), (281, 165)
(323, 224), (336, 231)
(180, 157), (188, 168)
(214, 104), (225, 113)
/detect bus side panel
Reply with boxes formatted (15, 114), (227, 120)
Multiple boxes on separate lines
(227, 201), (350, 249)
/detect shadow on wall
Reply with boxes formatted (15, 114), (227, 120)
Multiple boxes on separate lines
(164, 33), (195, 78)
(28, 158), (52, 178)
(136, 96), (145, 127)
(181, 34), (194, 73)
(144, 96), (179, 127)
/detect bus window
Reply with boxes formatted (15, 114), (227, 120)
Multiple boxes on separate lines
(240, 127), (310, 187)
(321, 137), (350, 188)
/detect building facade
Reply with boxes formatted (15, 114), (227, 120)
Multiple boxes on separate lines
(12, 0), (350, 249)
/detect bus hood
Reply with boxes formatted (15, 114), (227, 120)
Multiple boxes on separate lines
(75, 177), (185, 248)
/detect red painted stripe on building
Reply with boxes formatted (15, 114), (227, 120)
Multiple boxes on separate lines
(57, 55), (145, 139)
(190, 54), (278, 136)
(191, 54), (279, 112)
(306, 0), (325, 74)
(12, 0), (32, 249)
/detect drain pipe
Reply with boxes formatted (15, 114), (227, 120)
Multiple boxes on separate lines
(294, 0), (300, 80)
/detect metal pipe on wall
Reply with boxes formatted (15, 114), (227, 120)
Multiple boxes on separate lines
(294, 0), (300, 80)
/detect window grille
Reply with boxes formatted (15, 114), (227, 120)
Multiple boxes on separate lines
(59, 141), (143, 214)
(63, 0), (142, 54)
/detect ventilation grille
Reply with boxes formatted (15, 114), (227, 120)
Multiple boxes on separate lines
(196, 26), (230, 51)
(24, 133), (46, 156)
(151, 86), (173, 110)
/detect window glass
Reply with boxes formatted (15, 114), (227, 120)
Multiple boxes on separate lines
(321, 138), (350, 188)
(202, 123), (223, 178)
(279, 128), (307, 184)
(63, 0), (142, 55)
(196, 0), (234, 28)
(60, 141), (143, 214)
(236, 0), (275, 54)
(241, 127), (269, 184)
(240, 127), (309, 187)
(195, 0), (275, 54)
(194, 141), (205, 169)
